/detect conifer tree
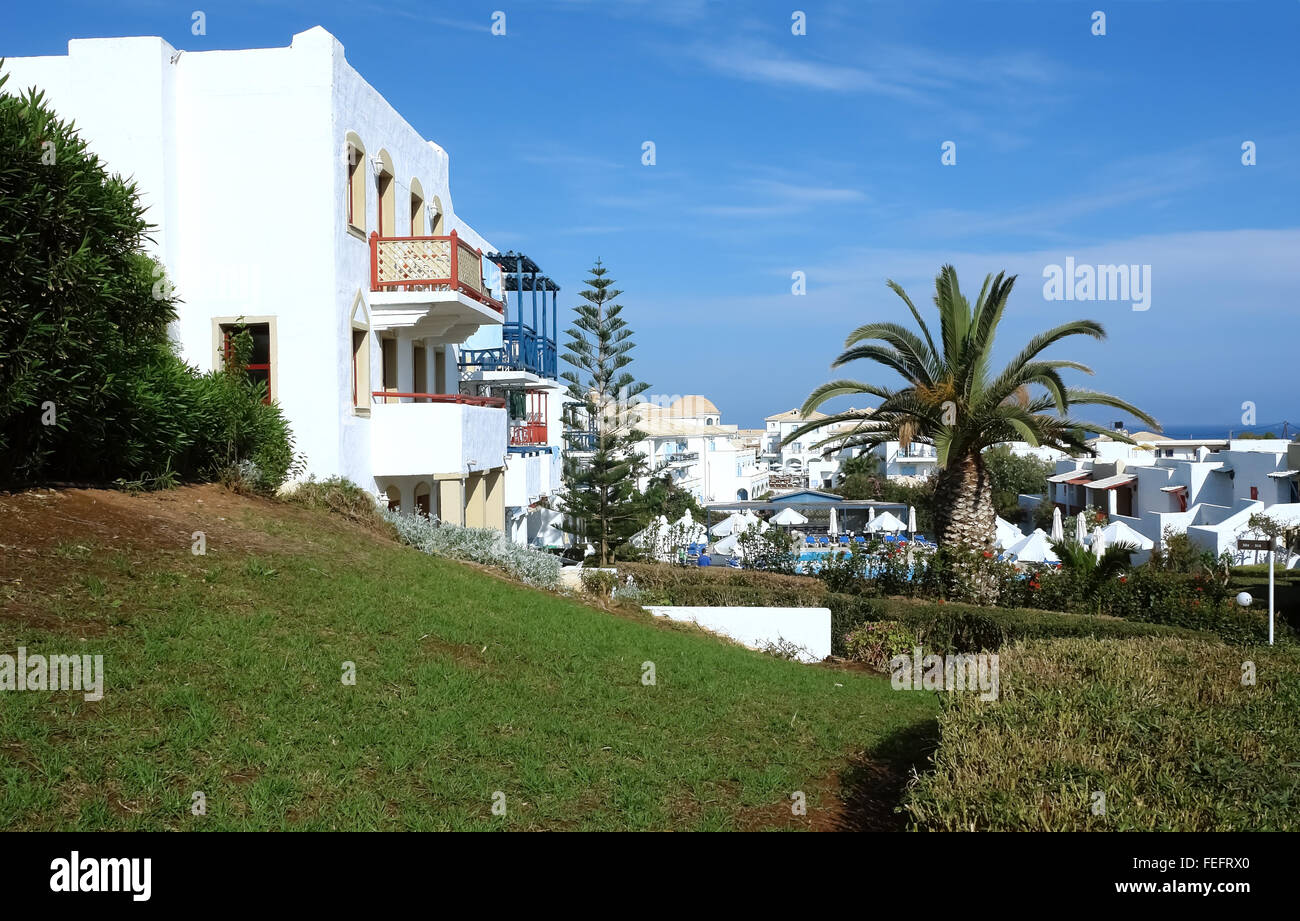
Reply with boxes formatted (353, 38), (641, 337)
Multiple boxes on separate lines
(559, 261), (649, 565)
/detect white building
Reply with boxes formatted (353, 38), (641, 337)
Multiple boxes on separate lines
(5, 28), (567, 535)
(631, 396), (770, 502)
(1048, 439), (1300, 557)
(762, 407), (938, 488)
(458, 254), (568, 546)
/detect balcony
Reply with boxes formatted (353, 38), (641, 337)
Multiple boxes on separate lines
(369, 392), (507, 478)
(898, 444), (937, 459)
(460, 322), (557, 381)
(368, 231), (504, 340)
(565, 430), (597, 452)
(505, 448), (563, 508)
(465, 250), (559, 383)
(510, 421), (548, 447)
(507, 390), (550, 452)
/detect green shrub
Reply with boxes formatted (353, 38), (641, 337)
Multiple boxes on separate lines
(1, 73), (172, 482)
(905, 637), (1300, 830)
(814, 548), (870, 595)
(614, 561), (1219, 657)
(843, 620), (918, 672)
(735, 527), (800, 574)
(580, 569), (618, 597)
(286, 476), (389, 530)
(827, 594), (1208, 656)
(616, 562), (826, 604)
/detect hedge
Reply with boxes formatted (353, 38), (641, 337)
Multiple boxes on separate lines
(835, 595), (1214, 655)
(618, 562), (1261, 653)
(904, 636), (1300, 830)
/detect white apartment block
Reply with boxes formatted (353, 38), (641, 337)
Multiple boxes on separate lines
(1048, 439), (1300, 557)
(6, 28), (568, 539)
(762, 407), (937, 488)
(630, 396), (770, 502)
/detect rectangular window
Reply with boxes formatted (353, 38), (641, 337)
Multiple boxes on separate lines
(413, 343), (427, 396)
(381, 338), (397, 403)
(221, 322), (272, 404)
(1250, 486), (1259, 501)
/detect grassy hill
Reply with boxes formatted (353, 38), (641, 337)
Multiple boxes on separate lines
(0, 486), (936, 830)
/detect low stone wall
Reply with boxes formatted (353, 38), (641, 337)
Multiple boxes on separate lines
(643, 606), (831, 663)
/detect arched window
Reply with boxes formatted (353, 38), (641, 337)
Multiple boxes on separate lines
(429, 195), (445, 235)
(345, 132), (366, 232)
(375, 149), (396, 237)
(409, 178), (425, 236)
(350, 293), (370, 412)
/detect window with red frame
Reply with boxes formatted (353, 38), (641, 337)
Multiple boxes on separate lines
(220, 322), (272, 405)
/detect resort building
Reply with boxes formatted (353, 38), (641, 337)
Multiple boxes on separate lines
(1047, 440), (1300, 556)
(5, 28), (553, 531)
(458, 253), (568, 547)
(632, 396), (771, 502)
(762, 407), (937, 487)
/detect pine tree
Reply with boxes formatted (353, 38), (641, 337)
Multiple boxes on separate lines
(559, 261), (650, 565)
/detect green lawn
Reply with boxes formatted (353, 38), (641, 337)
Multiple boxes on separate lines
(0, 492), (936, 830)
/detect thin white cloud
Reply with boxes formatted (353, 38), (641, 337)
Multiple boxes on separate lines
(669, 36), (1061, 106)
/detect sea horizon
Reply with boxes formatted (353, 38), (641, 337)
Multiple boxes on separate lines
(1108, 421), (1295, 440)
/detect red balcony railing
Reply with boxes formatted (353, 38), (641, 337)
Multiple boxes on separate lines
(509, 421), (548, 446)
(508, 390), (548, 448)
(369, 230), (504, 312)
(371, 391), (505, 408)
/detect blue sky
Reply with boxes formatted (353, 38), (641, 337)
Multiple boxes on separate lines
(7, 1), (1299, 431)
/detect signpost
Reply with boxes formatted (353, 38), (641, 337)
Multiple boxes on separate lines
(1238, 538), (1276, 645)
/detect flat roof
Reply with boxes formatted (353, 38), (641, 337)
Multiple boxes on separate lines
(1086, 474), (1138, 490)
(1048, 471), (1092, 484)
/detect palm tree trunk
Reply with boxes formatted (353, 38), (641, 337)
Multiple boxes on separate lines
(933, 452), (996, 550)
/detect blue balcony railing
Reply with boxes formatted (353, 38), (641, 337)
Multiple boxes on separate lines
(459, 322), (557, 379)
(565, 430), (597, 451)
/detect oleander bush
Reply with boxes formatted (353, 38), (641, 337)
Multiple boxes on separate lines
(0, 69), (297, 491)
(905, 636), (1300, 830)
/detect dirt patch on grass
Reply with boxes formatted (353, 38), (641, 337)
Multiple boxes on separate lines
(0, 484), (396, 634)
(418, 634), (492, 668)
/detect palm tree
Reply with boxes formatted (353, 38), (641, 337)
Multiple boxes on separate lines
(785, 266), (1158, 548)
(1052, 539), (1142, 614)
(1053, 540), (1140, 582)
